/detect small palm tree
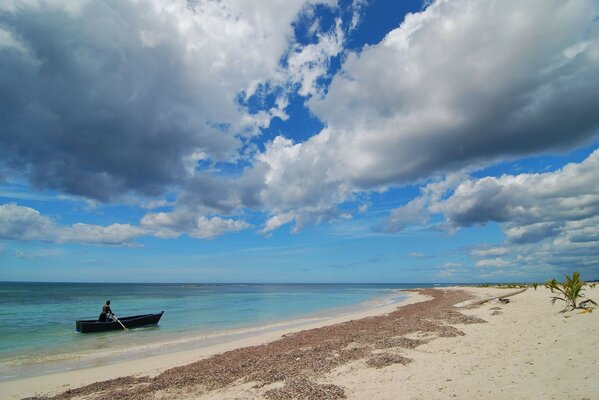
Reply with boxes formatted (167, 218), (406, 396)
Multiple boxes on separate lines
(545, 272), (597, 313)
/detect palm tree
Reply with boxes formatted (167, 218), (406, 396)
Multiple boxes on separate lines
(545, 272), (597, 313)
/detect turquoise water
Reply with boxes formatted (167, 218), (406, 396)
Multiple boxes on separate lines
(0, 282), (437, 380)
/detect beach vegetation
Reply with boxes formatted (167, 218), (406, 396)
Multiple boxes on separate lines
(531, 282), (539, 290)
(476, 283), (528, 289)
(545, 272), (598, 313)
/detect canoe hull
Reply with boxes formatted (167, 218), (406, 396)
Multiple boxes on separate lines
(76, 312), (164, 333)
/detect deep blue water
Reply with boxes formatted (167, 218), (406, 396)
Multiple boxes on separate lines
(0, 282), (442, 380)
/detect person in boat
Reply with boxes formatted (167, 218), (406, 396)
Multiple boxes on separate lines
(98, 300), (115, 322)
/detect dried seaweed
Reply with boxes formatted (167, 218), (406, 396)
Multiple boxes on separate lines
(376, 336), (426, 349)
(366, 353), (412, 368)
(264, 377), (346, 400)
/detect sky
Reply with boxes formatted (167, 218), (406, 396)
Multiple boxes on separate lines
(1, 0), (599, 283)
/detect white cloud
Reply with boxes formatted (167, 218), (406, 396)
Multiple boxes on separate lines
(387, 149), (599, 275)
(141, 207), (250, 239)
(189, 216), (249, 239)
(0, 203), (142, 245)
(284, 17), (345, 97)
(239, 132), (354, 233)
(3, 0), (599, 244)
(0, 203), (54, 241)
(0, 202), (251, 244)
(385, 174), (466, 232)
(0, 26), (28, 53)
(246, 0), (599, 233)
(139, 210), (185, 239)
(262, 213), (296, 234)
(0, 0), (330, 200)
(475, 258), (513, 268)
(349, 0), (368, 31)
(310, 0), (599, 184)
(443, 262), (462, 268)
(437, 150), (599, 239)
(471, 247), (509, 258)
(60, 223), (145, 246)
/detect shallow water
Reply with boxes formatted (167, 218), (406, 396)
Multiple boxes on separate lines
(0, 282), (442, 380)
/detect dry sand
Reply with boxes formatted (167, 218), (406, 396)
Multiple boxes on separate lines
(329, 286), (599, 400)
(2, 286), (598, 399)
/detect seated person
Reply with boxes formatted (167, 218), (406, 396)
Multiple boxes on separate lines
(98, 300), (114, 322)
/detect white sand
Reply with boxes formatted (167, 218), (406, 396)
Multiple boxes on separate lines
(186, 286), (599, 400)
(324, 286), (599, 400)
(2, 286), (598, 399)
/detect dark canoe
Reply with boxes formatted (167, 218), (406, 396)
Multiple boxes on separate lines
(76, 311), (164, 333)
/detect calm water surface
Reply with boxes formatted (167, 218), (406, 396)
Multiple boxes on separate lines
(0, 282), (444, 380)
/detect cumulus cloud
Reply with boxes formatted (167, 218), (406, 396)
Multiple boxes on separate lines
(310, 0), (599, 186)
(284, 17), (345, 97)
(385, 174), (465, 232)
(3, 0), (599, 244)
(0, 203), (143, 245)
(0, 0), (360, 239)
(60, 223), (145, 246)
(437, 150), (599, 241)
(136, 170), (254, 238)
(0, 203), (54, 241)
(141, 208), (250, 239)
(0, 0), (325, 201)
(252, 133), (355, 230)
(248, 0), (599, 232)
(188, 216), (249, 239)
(135, 130), (355, 235)
(388, 149), (599, 275)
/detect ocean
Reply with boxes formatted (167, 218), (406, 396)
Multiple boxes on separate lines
(0, 282), (441, 380)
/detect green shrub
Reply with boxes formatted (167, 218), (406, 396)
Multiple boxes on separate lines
(545, 272), (598, 313)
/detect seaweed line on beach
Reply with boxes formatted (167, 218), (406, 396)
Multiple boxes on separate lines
(23, 289), (485, 400)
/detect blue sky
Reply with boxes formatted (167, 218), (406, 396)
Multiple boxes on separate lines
(1, 0), (599, 283)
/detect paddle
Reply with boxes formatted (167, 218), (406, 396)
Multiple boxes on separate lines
(112, 314), (129, 331)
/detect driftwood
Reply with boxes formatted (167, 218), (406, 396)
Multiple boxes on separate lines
(464, 288), (527, 308)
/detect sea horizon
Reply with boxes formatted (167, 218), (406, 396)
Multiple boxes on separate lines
(0, 280), (471, 284)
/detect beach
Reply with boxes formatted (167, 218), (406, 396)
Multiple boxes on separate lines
(0, 282), (415, 380)
(2, 286), (598, 399)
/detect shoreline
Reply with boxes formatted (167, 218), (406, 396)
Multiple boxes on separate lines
(4, 286), (598, 399)
(1, 289), (431, 399)
(0, 286), (412, 382)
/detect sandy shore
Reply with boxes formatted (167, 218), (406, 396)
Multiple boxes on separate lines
(0, 290), (430, 399)
(3, 286), (598, 399)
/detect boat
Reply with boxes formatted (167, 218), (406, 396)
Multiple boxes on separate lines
(76, 311), (164, 333)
